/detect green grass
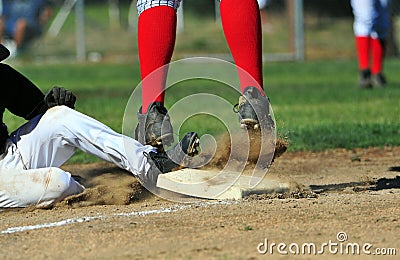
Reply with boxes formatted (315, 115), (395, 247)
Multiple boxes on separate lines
(3, 3), (399, 164)
(266, 59), (400, 151)
(3, 58), (400, 164)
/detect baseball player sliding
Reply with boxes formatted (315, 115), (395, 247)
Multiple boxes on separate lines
(0, 44), (199, 209)
(134, 0), (275, 152)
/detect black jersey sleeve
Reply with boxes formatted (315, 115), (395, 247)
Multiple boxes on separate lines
(0, 63), (47, 122)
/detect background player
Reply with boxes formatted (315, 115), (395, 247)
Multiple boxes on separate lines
(0, 44), (199, 208)
(134, 0), (274, 151)
(350, 0), (391, 88)
(0, 0), (53, 54)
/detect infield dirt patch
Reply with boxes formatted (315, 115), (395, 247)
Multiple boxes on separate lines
(0, 146), (399, 259)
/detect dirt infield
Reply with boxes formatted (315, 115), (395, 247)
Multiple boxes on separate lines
(1, 147), (399, 259)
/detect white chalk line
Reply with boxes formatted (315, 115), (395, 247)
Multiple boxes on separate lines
(1, 200), (237, 234)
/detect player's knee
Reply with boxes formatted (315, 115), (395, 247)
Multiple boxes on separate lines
(47, 167), (84, 196)
(38, 167), (84, 207)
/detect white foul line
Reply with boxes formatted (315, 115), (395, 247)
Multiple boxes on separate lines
(1, 201), (236, 234)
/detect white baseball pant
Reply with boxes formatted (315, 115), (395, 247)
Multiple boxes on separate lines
(350, 0), (391, 39)
(0, 106), (156, 208)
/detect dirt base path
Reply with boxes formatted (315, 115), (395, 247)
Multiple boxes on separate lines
(1, 147), (399, 259)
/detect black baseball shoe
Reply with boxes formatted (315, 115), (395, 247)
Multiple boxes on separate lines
(135, 102), (174, 151)
(143, 132), (200, 186)
(371, 73), (387, 88)
(234, 86), (275, 131)
(359, 69), (372, 89)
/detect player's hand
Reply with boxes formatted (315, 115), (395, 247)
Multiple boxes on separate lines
(44, 86), (76, 109)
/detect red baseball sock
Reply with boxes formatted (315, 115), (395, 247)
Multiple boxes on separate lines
(371, 38), (384, 75)
(138, 6), (176, 113)
(220, 0), (264, 96)
(355, 36), (371, 71)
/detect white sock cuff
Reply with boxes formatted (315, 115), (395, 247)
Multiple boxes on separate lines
(137, 0), (181, 16)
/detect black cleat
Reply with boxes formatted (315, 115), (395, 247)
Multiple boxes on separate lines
(234, 86), (275, 131)
(359, 69), (372, 89)
(143, 132), (200, 185)
(135, 102), (174, 151)
(371, 73), (387, 88)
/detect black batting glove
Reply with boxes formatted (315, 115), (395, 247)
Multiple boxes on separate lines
(44, 86), (76, 109)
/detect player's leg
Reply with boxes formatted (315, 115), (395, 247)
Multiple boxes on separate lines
(1, 136), (84, 208)
(0, 18), (5, 44)
(15, 106), (198, 185)
(0, 164), (84, 208)
(16, 106), (156, 174)
(13, 18), (28, 49)
(135, 1), (181, 150)
(351, 0), (375, 88)
(370, 0), (391, 87)
(220, 0), (263, 94)
(370, 38), (386, 87)
(0, 106), (198, 208)
(219, 0), (274, 131)
(2, 19), (18, 56)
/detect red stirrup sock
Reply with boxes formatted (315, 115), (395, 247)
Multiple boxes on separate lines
(138, 6), (177, 113)
(371, 38), (384, 75)
(220, 0), (264, 96)
(355, 36), (371, 71)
